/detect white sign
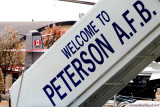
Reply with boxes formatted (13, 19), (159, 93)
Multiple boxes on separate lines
(10, 0), (160, 107)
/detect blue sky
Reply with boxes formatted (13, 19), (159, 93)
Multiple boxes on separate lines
(0, 0), (99, 21)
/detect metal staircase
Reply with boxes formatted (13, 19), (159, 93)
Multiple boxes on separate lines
(79, 33), (160, 107)
(10, 0), (160, 107)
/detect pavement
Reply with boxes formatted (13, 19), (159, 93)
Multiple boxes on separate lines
(0, 100), (113, 107)
(0, 101), (9, 107)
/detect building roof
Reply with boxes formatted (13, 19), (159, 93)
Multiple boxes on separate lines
(37, 21), (76, 32)
(0, 21), (77, 36)
(0, 21), (55, 35)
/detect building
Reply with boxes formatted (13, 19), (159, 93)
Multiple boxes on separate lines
(0, 21), (76, 92)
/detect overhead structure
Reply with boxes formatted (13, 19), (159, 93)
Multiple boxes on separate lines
(58, 0), (96, 5)
(10, 0), (160, 107)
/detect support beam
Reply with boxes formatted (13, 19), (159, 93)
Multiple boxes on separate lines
(104, 83), (124, 85)
(136, 55), (155, 58)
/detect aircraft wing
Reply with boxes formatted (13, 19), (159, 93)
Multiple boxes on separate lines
(150, 73), (160, 80)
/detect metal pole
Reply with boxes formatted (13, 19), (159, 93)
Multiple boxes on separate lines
(15, 72), (24, 107)
(113, 95), (116, 107)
